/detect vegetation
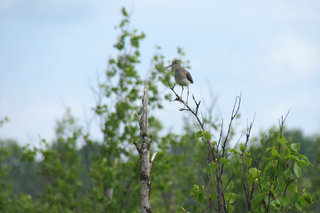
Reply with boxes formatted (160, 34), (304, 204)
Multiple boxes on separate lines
(0, 8), (318, 212)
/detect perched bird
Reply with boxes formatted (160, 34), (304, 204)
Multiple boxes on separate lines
(166, 60), (194, 104)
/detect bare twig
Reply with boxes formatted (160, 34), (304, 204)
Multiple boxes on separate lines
(222, 94), (241, 158)
(170, 86), (204, 130)
(151, 152), (157, 166)
(239, 114), (256, 212)
(220, 95), (242, 178)
(245, 113), (255, 146)
(217, 119), (224, 150)
(170, 87), (244, 213)
(133, 140), (141, 154)
(266, 111), (291, 213)
(224, 173), (235, 191)
(201, 177), (216, 211)
(278, 109), (290, 138)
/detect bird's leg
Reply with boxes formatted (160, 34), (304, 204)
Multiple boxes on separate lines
(186, 86), (189, 104)
(181, 86), (184, 99)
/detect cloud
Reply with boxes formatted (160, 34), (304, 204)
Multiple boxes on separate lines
(0, 101), (63, 145)
(269, 33), (319, 80)
(0, 0), (114, 24)
(262, 89), (320, 134)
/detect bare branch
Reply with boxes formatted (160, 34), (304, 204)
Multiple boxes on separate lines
(201, 177), (216, 211)
(221, 94), (242, 158)
(224, 173), (234, 191)
(244, 113), (255, 147)
(170, 87), (244, 213)
(217, 118), (224, 149)
(234, 132), (243, 149)
(170, 86), (205, 131)
(151, 152), (157, 165)
(133, 140), (141, 154)
(278, 109), (290, 137)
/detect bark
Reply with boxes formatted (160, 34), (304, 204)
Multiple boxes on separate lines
(134, 84), (155, 213)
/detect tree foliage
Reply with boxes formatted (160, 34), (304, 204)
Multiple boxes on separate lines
(0, 7), (318, 213)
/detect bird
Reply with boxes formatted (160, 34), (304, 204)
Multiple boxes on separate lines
(166, 60), (194, 104)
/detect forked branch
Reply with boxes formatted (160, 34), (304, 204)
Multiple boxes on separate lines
(170, 85), (204, 130)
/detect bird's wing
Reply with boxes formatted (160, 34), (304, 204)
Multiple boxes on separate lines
(186, 71), (194, 84)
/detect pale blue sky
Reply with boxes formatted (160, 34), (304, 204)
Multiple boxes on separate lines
(1, 0), (319, 146)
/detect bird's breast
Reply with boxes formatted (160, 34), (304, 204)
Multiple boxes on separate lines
(175, 70), (191, 86)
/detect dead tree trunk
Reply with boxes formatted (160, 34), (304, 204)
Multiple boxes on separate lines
(134, 84), (156, 213)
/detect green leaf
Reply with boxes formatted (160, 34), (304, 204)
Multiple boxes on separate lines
(289, 192), (299, 205)
(285, 154), (299, 161)
(243, 151), (251, 157)
(225, 192), (238, 204)
(277, 136), (288, 146)
(230, 148), (238, 154)
(210, 193), (217, 201)
(195, 131), (202, 137)
(244, 157), (252, 167)
(293, 164), (301, 177)
(279, 179), (286, 192)
(220, 158), (229, 165)
(180, 207), (190, 213)
(288, 184), (298, 194)
(298, 158), (310, 169)
(270, 199), (281, 208)
(189, 184), (205, 204)
(249, 168), (258, 177)
(304, 193), (313, 204)
(295, 201), (302, 211)
(299, 196), (307, 207)
(121, 7), (128, 17)
(190, 184), (200, 197)
(290, 143), (300, 152)
(278, 196), (289, 205)
(233, 162), (240, 174)
(284, 169), (294, 180)
(208, 161), (217, 172)
(271, 147), (281, 158)
(195, 131), (211, 141)
(255, 192), (267, 203)
(240, 144), (246, 152)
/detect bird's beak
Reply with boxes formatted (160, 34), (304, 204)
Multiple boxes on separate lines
(165, 64), (172, 69)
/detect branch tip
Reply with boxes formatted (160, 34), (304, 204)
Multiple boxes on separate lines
(151, 152), (157, 163)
